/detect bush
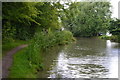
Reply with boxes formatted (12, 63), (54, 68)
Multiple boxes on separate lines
(99, 35), (120, 43)
(28, 30), (74, 60)
(26, 30), (75, 71)
(55, 30), (75, 45)
(110, 35), (120, 43)
(99, 35), (111, 40)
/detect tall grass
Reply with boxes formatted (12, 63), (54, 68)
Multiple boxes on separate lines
(27, 30), (75, 68)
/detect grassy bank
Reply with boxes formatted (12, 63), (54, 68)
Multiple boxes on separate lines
(8, 47), (37, 78)
(9, 30), (75, 78)
(2, 40), (29, 57)
(99, 35), (120, 43)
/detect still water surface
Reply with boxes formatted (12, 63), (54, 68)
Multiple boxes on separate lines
(39, 37), (120, 78)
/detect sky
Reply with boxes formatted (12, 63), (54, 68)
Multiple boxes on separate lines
(110, 0), (120, 18)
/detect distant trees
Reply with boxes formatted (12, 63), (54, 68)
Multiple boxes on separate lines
(61, 2), (112, 37)
(108, 18), (120, 42)
(109, 19), (120, 35)
(2, 1), (114, 40)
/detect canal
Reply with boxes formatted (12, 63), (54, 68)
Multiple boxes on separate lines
(39, 37), (120, 78)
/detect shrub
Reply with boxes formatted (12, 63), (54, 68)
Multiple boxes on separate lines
(99, 35), (110, 40)
(110, 35), (120, 43)
(99, 35), (120, 43)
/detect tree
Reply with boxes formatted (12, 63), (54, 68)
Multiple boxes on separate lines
(61, 2), (112, 37)
(35, 2), (62, 31)
(2, 2), (39, 40)
(2, 2), (65, 41)
(109, 18), (120, 35)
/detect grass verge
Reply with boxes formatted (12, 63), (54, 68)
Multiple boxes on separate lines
(2, 40), (29, 57)
(8, 47), (37, 78)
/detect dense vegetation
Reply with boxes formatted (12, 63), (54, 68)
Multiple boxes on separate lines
(109, 19), (120, 35)
(99, 18), (120, 42)
(61, 2), (111, 37)
(108, 19), (120, 42)
(2, 2), (74, 78)
(2, 1), (120, 78)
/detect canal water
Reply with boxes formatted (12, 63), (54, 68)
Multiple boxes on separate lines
(39, 37), (120, 78)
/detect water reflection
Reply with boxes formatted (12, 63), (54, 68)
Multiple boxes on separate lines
(106, 40), (111, 47)
(106, 40), (118, 78)
(39, 38), (119, 78)
(48, 51), (110, 78)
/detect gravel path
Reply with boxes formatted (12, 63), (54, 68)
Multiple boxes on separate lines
(2, 44), (28, 78)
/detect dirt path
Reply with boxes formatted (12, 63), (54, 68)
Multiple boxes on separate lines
(2, 44), (28, 78)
